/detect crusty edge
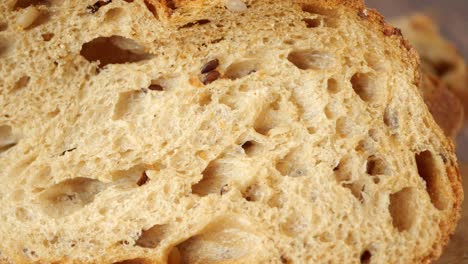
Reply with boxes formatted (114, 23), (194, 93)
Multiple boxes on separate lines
(294, 1), (462, 263)
(419, 153), (464, 264)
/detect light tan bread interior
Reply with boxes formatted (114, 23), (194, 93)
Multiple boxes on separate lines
(0, 0), (463, 263)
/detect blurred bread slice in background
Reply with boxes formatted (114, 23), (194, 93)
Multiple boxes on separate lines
(392, 14), (468, 125)
(393, 14), (468, 134)
(420, 74), (464, 139)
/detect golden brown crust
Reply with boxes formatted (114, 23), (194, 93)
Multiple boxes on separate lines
(284, 3), (461, 264)
(420, 157), (464, 264)
(393, 14), (468, 118)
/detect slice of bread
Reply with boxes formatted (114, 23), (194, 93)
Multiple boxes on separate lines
(0, 0), (463, 263)
(419, 74), (464, 139)
(393, 14), (468, 119)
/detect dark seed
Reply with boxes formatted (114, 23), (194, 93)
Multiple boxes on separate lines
(220, 184), (229, 195)
(86, 0), (112, 14)
(201, 70), (220, 85)
(60, 147), (77, 156)
(302, 18), (320, 28)
(360, 250), (372, 264)
(148, 84), (164, 91)
(201, 59), (219, 74)
(180, 19), (211, 29)
(42, 33), (54, 41)
(280, 255), (288, 264)
(440, 154), (448, 163)
(137, 171), (149, 186)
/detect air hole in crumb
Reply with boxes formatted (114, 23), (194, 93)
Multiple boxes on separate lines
(351, 72), (376, 102)
(243, 184), (262, 202)
(303, 18), (321, 28)
(307, 127), (316, 134)
(336, 117), (355, 138)
(13, 0), (48, 10)
(287, 49), (334, 70)
(98, 207), (107, 215)
(241, 141), (257, 156)
(86, 0), (112, 13)
(104, 8), (126, 22)
(253, 99), (281, 135)
(143, 0), (158, 18)
(0, 36), (12, 57)
(224, 60), (258, 80)
(355, 139), (368, 153)
(12, 76), (30, 92)
(276, 149), (307, 177)
(0, 22), (7, 31)
(22, 248), (38, 259)
(41, 32), (54, 41)
(283, 39), (295, 45)
(176, 217), (261, 263)
(327, 78), (339, 93)
(179, 19), (211, 29)
(360, 250), (372, 264)
(389, 187), (417, 231)
(113, 90), (146, 120)
(113, 258), (148, 264)
(343, 182), (364, 201)
(136, 171), (149, 186)
(324, 102), (339, 119)
(225, 0), (248, 12)
(46, 109), (60, 117)
(383, 106), (398, 129)
(301, 4), (336, 16)
(301, 5), (338, 27)
(135, 224), (168, 248)
(334, 156), (364, 201)
(80, 36), (153, 68)
(316, 231), (333, 242)
(198, 91), (212, 106)
(16, 7), (49, 29)
(38, 177), (106, 218)
(366, 155), (388, 176)
(192, 160), (224, 196)
(415, 151), (449, 210)
(30, 166), (51, 187)
(147, 83), (164, 91)
(15, 207), (30, 221)
(0, 125), (18, 154)
(111, 164), (156, 184)
(365, 53), (387, 71)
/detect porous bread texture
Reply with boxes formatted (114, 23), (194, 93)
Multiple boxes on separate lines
(0, 0), (463, 264)
(393, 14), (468, 118)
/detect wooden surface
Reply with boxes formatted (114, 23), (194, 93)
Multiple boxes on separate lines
(366, 1), (468, 263)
